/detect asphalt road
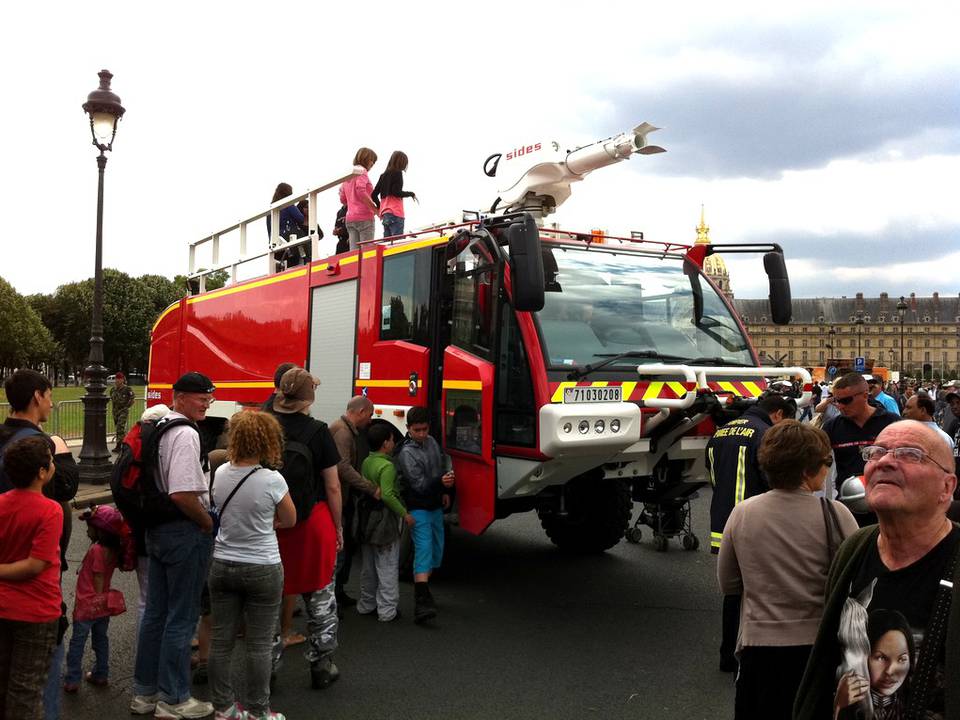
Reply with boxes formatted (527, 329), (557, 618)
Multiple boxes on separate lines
(60, 489), (734, 720)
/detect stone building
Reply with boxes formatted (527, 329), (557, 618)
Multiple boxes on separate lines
(732, 292), (960, 377)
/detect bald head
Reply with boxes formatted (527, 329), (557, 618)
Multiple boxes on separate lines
(345, 395), (374, 429)
(865, 420), (956, 520)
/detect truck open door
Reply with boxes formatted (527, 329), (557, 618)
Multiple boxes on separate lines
(440, 233), (499, 535)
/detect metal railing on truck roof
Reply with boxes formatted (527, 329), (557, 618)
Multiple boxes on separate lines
(187, 171), (357, 293)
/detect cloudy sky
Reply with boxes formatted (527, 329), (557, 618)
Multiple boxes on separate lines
(2, 1), (957, 299)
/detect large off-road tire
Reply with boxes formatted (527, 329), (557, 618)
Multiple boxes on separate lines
(540, 478), (632, 553)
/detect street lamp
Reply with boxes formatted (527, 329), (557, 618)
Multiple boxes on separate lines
(897, 296), (907, 376)
(78, 70), (125, 484)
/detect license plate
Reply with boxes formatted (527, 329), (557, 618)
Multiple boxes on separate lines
(563, 386), (622, 403)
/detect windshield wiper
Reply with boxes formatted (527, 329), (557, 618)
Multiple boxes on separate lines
(567, 351), (685, 380)
(685, 356), (751, 367)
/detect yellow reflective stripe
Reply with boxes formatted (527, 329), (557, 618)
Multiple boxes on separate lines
(735, 446), (747, 505)
(711, 531), (723, 549)
(717, 381), (738, 395)
(666, 381), (689, 397)
(383, 236), (448, 256)
(643, 381), (665, 400)
(620, 381), (637, 399)
(355, 379), (423, 388)
(742, 381), (762, 397)
(707, 447), (716, 487)
(551, 382), (577, 403)
(442, 380), (482, 391)
(187, 268), (308, 305)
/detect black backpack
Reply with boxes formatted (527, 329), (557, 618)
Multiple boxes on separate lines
(0, 426), (44, 493)
(111, 416), (199, 529)
(279, 419), (325, 524)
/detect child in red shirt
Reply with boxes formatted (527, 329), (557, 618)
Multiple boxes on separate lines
(63, 505), (132, 692)
(0, 436), (63, 720)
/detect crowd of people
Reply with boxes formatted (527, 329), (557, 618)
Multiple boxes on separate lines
(269, 147), (417, 271)
(709, 371), (960, 719)
(0, 365), (454, 720)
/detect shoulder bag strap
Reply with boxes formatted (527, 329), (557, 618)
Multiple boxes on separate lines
(905, 530), (959, 719)
(214, 466), (261, 519)
(820, 497), (842, 563)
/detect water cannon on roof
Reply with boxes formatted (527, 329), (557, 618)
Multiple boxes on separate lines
(484, 123), (665, 221)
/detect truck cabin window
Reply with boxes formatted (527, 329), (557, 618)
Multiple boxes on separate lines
(380, 250), (432, 344)
(535, 246), (753, 370)
(450, 240), (496, 359)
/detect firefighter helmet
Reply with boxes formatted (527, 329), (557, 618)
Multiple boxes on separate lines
(838, 475), (869, 514)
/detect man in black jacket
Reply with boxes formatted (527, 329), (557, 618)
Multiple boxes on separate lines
(705, 391), (795, 672)
(0, 369), (79, 720)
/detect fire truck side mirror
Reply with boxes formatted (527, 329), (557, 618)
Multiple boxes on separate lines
(507, 215), (545, 312)
(764, 251), (792, 325)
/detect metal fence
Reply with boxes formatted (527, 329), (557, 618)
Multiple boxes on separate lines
(0, 399), (146, 440)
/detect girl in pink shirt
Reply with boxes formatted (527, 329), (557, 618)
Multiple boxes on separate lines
(338, 147), (378, 250)
(64, 506), (133, 692)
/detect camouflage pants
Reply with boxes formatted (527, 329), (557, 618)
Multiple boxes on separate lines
(271, 580), (338, 672)
(113, 411), (129, 447)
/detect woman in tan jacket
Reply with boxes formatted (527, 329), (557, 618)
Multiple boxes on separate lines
(718, 419), (859, 719)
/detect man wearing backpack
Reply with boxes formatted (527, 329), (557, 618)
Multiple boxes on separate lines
(1, 369), (79, 720)
(130, 372), (216, 720)
(267, 367), (344, 690)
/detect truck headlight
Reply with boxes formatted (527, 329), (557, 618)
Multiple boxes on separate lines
(578, 420), (590, 434)
(562, 422), (572, 434)
(610, 419), (621, 433)
(595, 420), (605, 434)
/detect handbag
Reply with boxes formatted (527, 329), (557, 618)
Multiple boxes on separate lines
(820, 496), (844, 564)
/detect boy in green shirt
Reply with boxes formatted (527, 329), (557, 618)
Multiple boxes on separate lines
(356, 424), (414, 622)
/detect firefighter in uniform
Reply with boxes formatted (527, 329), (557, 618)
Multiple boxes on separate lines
(109, 372), (136, 452)
(705, 392), (795, 672)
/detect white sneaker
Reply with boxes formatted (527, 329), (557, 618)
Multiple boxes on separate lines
(154, 697), (215, 719)
(214, 703), (248, 720)
(131, 694), (160, 714)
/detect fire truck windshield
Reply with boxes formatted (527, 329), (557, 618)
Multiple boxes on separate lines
(536, 246), (754, 371)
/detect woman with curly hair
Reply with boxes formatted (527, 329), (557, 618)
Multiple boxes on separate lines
(207, 411), (296, 720)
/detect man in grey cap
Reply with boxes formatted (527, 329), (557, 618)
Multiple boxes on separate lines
(131, 371), (216, 719)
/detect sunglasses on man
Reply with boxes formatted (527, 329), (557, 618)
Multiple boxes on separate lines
(832, 391), (865, 406)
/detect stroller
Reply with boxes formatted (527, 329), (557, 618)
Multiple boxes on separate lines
(626, 461), (705, 552)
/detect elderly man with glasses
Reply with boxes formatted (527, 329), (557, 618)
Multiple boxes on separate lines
(795, 420), (959, 720)
(821, 373), (901, 522)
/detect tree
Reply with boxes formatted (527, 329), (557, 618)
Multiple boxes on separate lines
(0, 277), (57, 374)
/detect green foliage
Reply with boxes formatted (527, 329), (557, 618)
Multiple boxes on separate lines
(0, 277), (57, 369)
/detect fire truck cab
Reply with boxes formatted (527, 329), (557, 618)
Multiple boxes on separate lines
(148, 124), (807, 552)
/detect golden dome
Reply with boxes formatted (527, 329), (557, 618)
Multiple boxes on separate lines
(696, 205), (731, 294)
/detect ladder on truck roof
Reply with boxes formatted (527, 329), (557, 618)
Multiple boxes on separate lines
(187, 171), (356, 293)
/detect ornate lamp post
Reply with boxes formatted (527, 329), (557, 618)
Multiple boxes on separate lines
(827, 326), (836, 362)
(897, 296), (907, 376)
(78, 70), (125, 484)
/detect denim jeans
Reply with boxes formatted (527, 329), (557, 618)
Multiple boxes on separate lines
(134, 520), (213, 705)
(0, 618), (58, 720)
(381, 213), (405, 238)
(42, 635), (64, 720)
(64, 617), (109, 684)
(207, 560), (283, 716)
(346, 220), (375, 250)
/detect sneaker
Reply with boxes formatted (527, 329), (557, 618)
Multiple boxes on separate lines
(379, 609), (402, 623)
(214, 703), (247, 720)
(249, 712), (285, 720)
(414, 585), (437, 624)
(309, 657), (340, 689)
(130, 694), (159, 714)
(154, 697), (215, 719)
(63, 681), (80, 693)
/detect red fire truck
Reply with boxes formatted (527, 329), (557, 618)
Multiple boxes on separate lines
(148, 124), (809, 551)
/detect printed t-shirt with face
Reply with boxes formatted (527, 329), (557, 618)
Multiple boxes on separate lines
(835, 527), (960, 720)
(212, 463), (289, 565)
(0, 489), (63, 623)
